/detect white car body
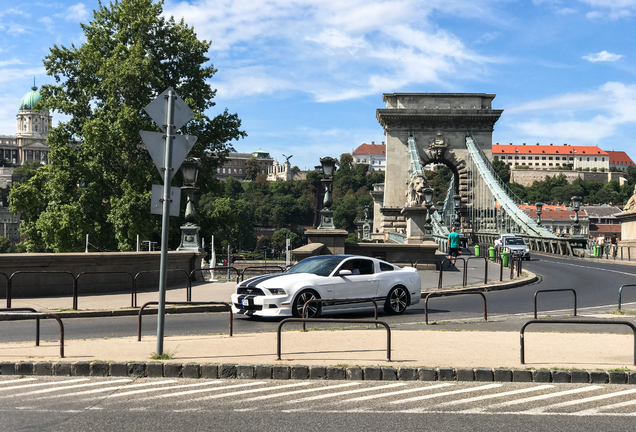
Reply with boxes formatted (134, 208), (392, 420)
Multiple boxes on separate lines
(231, 255), (421, 318)
(494, 234), (518, 247)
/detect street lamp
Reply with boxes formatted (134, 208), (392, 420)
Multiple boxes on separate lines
(423, 187), (434, 235)
(571, 195), (582, 236)
(318, 156), (338, 229)
(177, 157), (204, 251)
(535, 202), (543, 226)
(453, 194), (461, 228)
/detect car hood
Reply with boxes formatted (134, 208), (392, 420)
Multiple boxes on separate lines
(505, 244), (528, 250)
(237, 272), (319, 289)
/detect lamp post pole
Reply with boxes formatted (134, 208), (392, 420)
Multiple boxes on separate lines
(571, 196), (582, 236)
(535, 202), (544, 226)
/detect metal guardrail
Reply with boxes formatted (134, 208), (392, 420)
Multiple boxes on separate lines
(424, 291), (488, 325)
(8, 271), (76, 309)
(276, 318), (391, 361)
(187, 268), (239, 302)
(520, 319), (636, 365)
(0, 311), (64, 357)
(137, 301), (233, 341)
(301, 298), (379, 331)
(239, 265), (285, 282)
(618, 284), (636, 311)
(0, 307), (39, 344)
(464, 257), (488, 286)
(76, 271), (135, 308)
(438, 257), (467, 289)
(133, 269), (190, 308)
(534, 289), (577, 319)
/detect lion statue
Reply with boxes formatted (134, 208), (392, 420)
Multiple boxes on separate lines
(624, 184), (636, 212)
(406, 174), (429, 206)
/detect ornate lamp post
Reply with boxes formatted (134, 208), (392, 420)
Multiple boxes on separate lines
(318, 156), (338, 229)
(453, 194), (462, 229)
(423, 187), (434, 235)
(571, 195), (582, 236)
(535, 202), (543, 226)
(177, 157), (204, 251)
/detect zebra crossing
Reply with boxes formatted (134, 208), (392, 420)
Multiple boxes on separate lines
(3, 377), (636, 416)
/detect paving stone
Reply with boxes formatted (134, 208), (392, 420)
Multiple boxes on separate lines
(310, 366), (326, 380)
(182, 363), (200, 378)
(512, 369), (532, 383)
(219, 364), (237, 379)
(0, 363), (15, 375)
(628, 371), (636, 385)
(90, 362), (109, 377)
(609, 371), (627, 384)
(201, 364), (218, 379)
(255, 365), (273, 379)
(109, 363), (127, 377)
(438, 368), (455, 381)
(164, 363), (182, 378)
(346, 367), (363, 381)
(15, 362), (33, 376)
(533, 369), (551, 383)
(146, 363), (164, 378)
(290, 366), (308, 380)
(456, 368), (474, 381)
(551, 370), (570, 383)
(590, 371), (609, 384)
(418, 367), (437, 381)
(273, 366), (290, 380)
(398, 367), (418, 381)
(570, 370), (589, 384)
(475, 368), (493, 382)
(71, 362), (90, 376)
(494, 369), (512, 382)
(127, 362), (146, 378)
(32, 362), (51, 376)
(327, 367), (346, 380)
(363, 367), (381, 381)
(235, 365), (254, 379)
(381, 367), (397, 381)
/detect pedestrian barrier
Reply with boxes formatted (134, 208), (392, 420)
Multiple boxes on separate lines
(0, 311), (64, 358)
(76, 271), (135, 308)
(137, 301), (233, 341)
(464, 256), (488, 286)
(534, 289), (577, 319)
(618, 284), (636, 311)
(300, 298), (379, 331)
(0, 307), (40, 344)
(7, 271), (76, 309)
(133, 269), (190, 307)
(424, 291), (488, 325)
(239, 265), (285, 282)
(0, 272), (8, 303)
(187, 267), (240, 302)
(437, 257), (467, 289)
(520, 319), (636, 365)
(276, 318), (391, 361)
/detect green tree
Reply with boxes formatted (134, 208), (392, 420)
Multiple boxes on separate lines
(9, 0), (245, 252)
(492, 159), (511, 183)
(0, 237), (11, 253)
(224, 176), (243, 199)
(200, 197), (255, 254)
(271, 228), (300, 250)
(245, 157), (260, 181)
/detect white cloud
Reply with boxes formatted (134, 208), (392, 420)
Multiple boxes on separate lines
(581, 0), (636, 19)
(582, 50), (623, 62)
(64, 3), (90, 22)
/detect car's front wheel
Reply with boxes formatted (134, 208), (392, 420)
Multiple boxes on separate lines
(292, 289), (322, 318)
(384, 286), (410, 315)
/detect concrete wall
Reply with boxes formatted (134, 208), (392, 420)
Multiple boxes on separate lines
(0, 251), (205, 297)
(510, 169), (625, 187)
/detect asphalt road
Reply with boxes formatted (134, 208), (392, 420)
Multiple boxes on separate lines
(1, 254), (636, 343)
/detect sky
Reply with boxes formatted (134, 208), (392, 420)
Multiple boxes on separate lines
(2, 0), (636, 171)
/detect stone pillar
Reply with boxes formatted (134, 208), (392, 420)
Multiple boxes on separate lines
(304, 229), (348, 255)
(616, 211), (636, 247)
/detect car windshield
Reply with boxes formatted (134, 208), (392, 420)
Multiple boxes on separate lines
(505, 238), (525, 246)
(286, 256), (347, 277)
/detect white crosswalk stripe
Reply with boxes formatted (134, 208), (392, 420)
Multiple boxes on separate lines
(344, 383), (454, 403)
(31, 380), (178, 400)
(521, 387), (636, 414)
(15, 379), (131, 396)
(108, 380), (222, 399)
(287, 382), (406, 404)
(242, 382), (359, 402)
(142, 381), (265, 400)
(0, 378), (90, 394)
(195, 382), (311, 401)
(396, 383), (502, 409)
(434, 384), (554, 407)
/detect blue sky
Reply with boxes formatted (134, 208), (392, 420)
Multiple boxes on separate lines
(2, 0), (636, 171)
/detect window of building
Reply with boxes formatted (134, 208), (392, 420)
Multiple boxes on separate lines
(542, 157), (546, 160)
(239, 169), (242, 174)
(542, 163), (546, 166)
(548, 157), (553, 160)
(549, 163), (553, 166)
(222, 168), (226, 173)
(521, 156), (526, 160)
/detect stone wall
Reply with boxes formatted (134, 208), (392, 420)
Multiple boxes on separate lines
(0, 251), (205, 297)
(510, 169), (625, 187)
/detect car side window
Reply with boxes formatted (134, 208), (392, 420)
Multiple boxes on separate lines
(352, 259), (374, 275)
(379, 262), (394, 272)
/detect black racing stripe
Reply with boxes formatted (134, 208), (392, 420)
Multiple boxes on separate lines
(239, 273), (286, 288)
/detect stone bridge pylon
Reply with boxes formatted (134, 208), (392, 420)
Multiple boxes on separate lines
(375, 93), (503, 240)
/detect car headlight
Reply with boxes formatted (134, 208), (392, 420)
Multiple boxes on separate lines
(525, 248), (530, 252)
(268, 288), (286, 295)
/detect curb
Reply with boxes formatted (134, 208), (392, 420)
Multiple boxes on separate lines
(423, 270), (538, 296)
(3, 361), (634, 384)
(0, 305), (231, 320)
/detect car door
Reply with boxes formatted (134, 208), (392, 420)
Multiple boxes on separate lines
(333, 258), (379, 300)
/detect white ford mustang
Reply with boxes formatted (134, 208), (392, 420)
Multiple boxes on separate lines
(231, 255), (421, 318)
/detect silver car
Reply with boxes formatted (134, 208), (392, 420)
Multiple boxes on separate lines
(502, 236), (531, 261)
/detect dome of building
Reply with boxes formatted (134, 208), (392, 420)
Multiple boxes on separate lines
(20, 85), (41, 110)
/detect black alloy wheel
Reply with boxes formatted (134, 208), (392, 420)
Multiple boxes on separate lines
(292, 289), (322, 318)
(384, 286), (409, 314)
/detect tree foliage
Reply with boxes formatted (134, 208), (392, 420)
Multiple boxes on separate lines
(9, 0), (245, 252)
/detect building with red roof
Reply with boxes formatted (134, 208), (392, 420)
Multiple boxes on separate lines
(353, 141), (386, 172)
(492, 143), (609, 171)
(606, 151), (635, 171)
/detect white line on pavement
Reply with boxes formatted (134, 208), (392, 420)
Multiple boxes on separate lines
(16, 379), (131, 396)
(196, 382), (311, 401)
(147, 382), (265, 400)
(435, 384), (554, 406)
(394, 383), (502, 409)
(242, 382), (359, 402)
(344, 383), (454, 403)
(0, 379), (90, 393)
(521, 386), (636, 414)
(109, 380), (222, 399)
(32, 380), (178, 400)
(286, 383), (406, 404)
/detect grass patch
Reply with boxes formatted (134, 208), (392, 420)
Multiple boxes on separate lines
(605, 310), (627, 315)
(151, 352), (173, 360)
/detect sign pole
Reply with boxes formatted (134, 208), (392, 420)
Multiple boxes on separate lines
(156, 90), (175, 355)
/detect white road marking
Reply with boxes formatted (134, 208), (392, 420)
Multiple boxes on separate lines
(196, 382), (311, 401)
(16, 379), (131, 396)
(242, 382), (359, 402)
(459, 385), (602, 413)
(395, 383), (502, 409)
(0, 379), (90, 393)
(148, 381), (265, 400)
(521, 387), (636, 414)
(31, 380), (178, 400)
(344, 383), (454, 403)
(108, 380), (222, 398)
(540, 259), (636, 277)
(434, 384), (554, 406)
(287, 383), (406, 404)
(576, 396), (636, 416)
(0, 378), (36, 385)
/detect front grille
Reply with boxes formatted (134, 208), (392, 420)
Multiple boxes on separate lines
(237, 287), (265, 296)
(234, 303), (263, 311)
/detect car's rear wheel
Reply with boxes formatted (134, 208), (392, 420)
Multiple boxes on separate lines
(292, 289), (322, 318)
(384, 286), (409, 315)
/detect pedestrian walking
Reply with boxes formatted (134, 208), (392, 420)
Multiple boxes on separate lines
(447, 227), (460, 267)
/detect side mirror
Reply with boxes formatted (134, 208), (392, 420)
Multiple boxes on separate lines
(338, 269), (352, 276)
